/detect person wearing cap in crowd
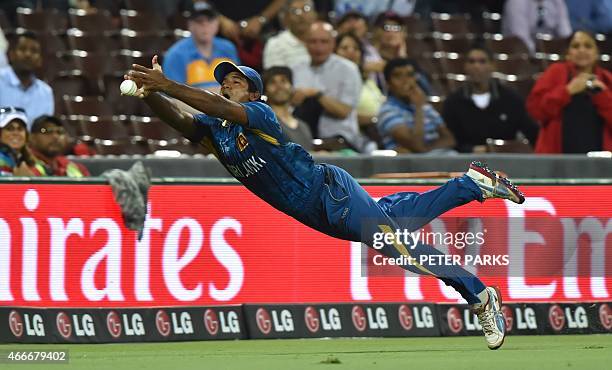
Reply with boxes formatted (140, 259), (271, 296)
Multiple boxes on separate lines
(163, 1), (240, 91)
(262, 0), (317, 69)
(126, 54), (524, 351)
(263, 66), (313, 150)
(28, 115), (90, 177)
(0, 31), (53, 127)
(0, 107), (38, 176)
(291, 21), (375, 153)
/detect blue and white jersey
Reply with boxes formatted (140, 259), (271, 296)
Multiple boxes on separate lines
(193, 101), (324, 217)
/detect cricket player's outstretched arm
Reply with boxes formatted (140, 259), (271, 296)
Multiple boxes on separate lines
(140, 92), (197, 140)
(128, 55), (248, 126)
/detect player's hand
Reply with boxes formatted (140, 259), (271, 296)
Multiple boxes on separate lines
(126, 55), (169, 98)
(291, 88), (320, 106)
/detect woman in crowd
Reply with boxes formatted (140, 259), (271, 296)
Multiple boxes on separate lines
(335, 32), (386, 143)
(0, 107), (38, 176)
(527, 30), (612, 153)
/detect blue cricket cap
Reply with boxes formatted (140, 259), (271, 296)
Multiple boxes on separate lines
(213, 61), (263, 94)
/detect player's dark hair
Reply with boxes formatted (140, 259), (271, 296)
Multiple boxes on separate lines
(247, 80), (258, 93)
(383, 58), (420, 82)
(8, 30), (40, 53)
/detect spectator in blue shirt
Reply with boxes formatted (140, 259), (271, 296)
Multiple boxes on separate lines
(565, 0), (612, 34)
(377, 58), (456, 153)
(163, 2), (240, 91)
(0, 31), (53, 128)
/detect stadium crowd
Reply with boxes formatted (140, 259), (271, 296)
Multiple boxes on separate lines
(1, 0), (612, 176)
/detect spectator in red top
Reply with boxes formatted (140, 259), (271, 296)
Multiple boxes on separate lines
(28, 115), (90, 177)
(527, 30), (612, 153)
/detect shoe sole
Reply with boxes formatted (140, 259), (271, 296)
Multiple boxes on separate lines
(470, 162), (525, 205)
(489, 286), (505, 350)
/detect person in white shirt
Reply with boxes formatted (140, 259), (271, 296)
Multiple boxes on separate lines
(262, 0), (317, 69)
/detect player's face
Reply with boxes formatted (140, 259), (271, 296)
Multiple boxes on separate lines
(0, 120), (27, 151)
(567, 31), (599, 70)
(265, 74), (292, 105)
(9, 36), (42, 73)
(221, 72), (252, 103)
(29, 122), (66, 157)
(388, 65), (417, 100)
(306, 27), (335, 65)
(465, 49), (493, 84)
(188, 15), (219, 45)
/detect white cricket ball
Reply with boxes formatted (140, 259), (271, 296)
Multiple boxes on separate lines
(120, 79), (138, 96)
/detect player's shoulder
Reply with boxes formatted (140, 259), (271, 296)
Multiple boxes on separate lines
(194, 113), (221, 125)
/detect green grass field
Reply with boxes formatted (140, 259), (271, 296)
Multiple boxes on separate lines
(1, 335), (611, 370)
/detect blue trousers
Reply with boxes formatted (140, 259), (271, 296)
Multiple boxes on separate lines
(301, 164), (487, 304)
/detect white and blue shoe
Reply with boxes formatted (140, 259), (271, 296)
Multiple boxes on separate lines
(472, 286), (506, 350)
(466, 161), (525, 204)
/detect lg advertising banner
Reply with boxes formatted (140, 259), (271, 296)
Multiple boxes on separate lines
(0, 184), (610, 308)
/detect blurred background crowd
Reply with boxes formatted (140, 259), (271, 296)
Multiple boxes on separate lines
(1, 0), (612, 177)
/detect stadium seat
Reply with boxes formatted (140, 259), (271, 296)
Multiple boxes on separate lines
(39, 33), (68, 56)
(494, 57), (538, 77)
(438, 55), (466, 76)
(120, 31), (175, 53)
(124, 0), (151, 11)
(151, 139), (209, 155)
(429, 76), (449, 96)
(39, 54), (79, 82)
(93, 140), (152, 155)
(434, 36), (473, 54)
(501, 76), (536, 98)
(77, 118), (131, 141)
(67, 52), (115, 93)
(0, 10), (13, 32)
(49, 75), (91, 97)
(16, 7), (68, 33)
(598, 38), (612, 55)
(415, 56), (442, 78)
(67, 29), (121, 52)
(536, 35), (569, 57)
(432, 13), (474, 36)
(484, 35), (530, 58)
(404, 15), (429, 36)
(406, 37), (434, 58)
(482, 12), (502, 34)
(169, 12), (190, 31)
(120, 9), (169, 33)
(63, 96), (115, 119)
(485, 138), (533, 153)
(130, 118), (183, 142)
(68, 8), (117, 35)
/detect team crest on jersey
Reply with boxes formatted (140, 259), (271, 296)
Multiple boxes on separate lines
(237, 132), (249, 151)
